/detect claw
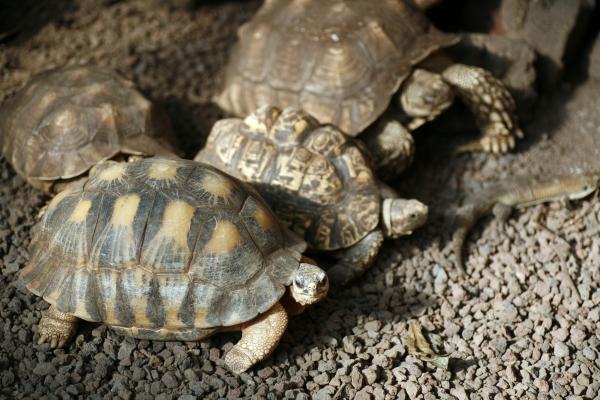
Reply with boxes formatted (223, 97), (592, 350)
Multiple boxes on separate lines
(38, 335), (47, 345)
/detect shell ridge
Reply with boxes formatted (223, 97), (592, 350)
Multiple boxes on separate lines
(135, 191), (157, 265)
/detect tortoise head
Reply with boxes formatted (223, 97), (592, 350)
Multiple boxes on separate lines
(381, 198), (428, 239)
(398, 69), (454, 123)
(291, 263), (329, 306)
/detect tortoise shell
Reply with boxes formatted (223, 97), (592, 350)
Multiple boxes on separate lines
(215, 0), (458, 136)
(196, 106), (381, 251)
(19, 158), (305, 332)
(0, 65), (178, 193)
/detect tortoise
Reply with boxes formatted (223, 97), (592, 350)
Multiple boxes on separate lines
(0, 65), (179, 194)
(18, 157), (328, 374)
(195, 106), (428, 285)
(215, 0), (523, 180)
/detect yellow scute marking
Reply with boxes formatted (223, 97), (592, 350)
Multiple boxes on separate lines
(98, 163), (127, 181)
(69, 199), (92, 223)
(294, 119), (308, 134)
(132, 299), (151, 326)
(104, 299), (117, 324)
(74, 301), (92, 320)
(194, 307), (206, 327)
(255, 204), (273, 231)
(202, 173), (232, 199)
(47, 189), (69, 210)
(111, 194), (141, 226)
(148, 161), (178, 180)
(165, 304), (181, 326)
(161, 201), (195, 249)
(204, 221), (240, 255)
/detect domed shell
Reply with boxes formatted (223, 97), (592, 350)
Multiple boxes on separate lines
(215, 0), (458, 136)
(19, 158), (305, 331)
(196, 106), (381, 251)
(0, 65), (179, 193)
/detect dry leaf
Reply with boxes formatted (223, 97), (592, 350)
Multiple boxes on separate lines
(406, 321), (452, 370)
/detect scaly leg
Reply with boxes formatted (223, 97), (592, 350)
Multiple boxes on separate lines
(38, 305), (79, 348)
(328, 230), (384, 286)
(361, 119), (415, 181)
(442, 63), (523, 154)
(224, 302), (288, 374)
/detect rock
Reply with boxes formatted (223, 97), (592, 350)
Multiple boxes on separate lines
(354, 389), (372, 400)
(404, 382), (419, 398)
(364, 320), (381, 333)
(117, 340), (136, 362)
(313, 373), (330, 386)
(161, 372), (179, 389)
(492, 0), (595, 87)
(553, 341), (570, 358)
(32, 362), (57, 376)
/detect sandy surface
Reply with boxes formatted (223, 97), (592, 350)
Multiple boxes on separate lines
(0, 1), (599, 399)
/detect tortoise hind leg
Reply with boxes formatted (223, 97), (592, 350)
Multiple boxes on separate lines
(224, 302), (288, 374)
(361, 118), (415, 181)
(442, 64), (523, 154)
(328, 230), (384, 286)
(38, 305), (79, 348)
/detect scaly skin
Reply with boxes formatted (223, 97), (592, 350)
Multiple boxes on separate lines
(452, 173), (599, 272)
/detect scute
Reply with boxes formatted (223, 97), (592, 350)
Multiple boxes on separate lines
(196, 107), (381, 250)
(19, 158), (303, 330)
(0, 65), (178, 192)
(216, 0), (459, 136)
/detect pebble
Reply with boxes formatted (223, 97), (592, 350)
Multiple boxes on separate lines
(553, 341), (570, 358)
(404, 382), (419, 398)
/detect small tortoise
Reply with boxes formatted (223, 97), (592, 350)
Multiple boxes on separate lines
(0, 65), (178, 193)
(19, 157), (328, 373)
(195, 106), (428, 285)
(215, 0), (523, 180)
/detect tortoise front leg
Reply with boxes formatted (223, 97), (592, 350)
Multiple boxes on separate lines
(442, 64), (523, 154)
(361, 118), (415, 181)
(328, 230), (384, 286)
(38, 305), (79, 348)
(224, 302), (288, 374)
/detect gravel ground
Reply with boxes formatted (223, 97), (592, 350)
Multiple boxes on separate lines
(1, 1), (599, 399)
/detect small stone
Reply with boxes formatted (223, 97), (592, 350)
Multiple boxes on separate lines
(364, 320), (381, 333)
(363, 368), (377, 385)
(351, 368), (364, 389)
(161, 372), (179, 389)
(582, 346), (596, 360)
(132, 367), (145, 382)
(354, 389), (372, 400)
(404, 382), (418, 398)
(257, 367), (275, 379)
(118, 340), (136, 361)
(33, 362), (57, 376)
(313, 373), (330, 386)
(553, 341), (570, 358)
(183, 369), (199, 381)
(534, 378), (549, 393)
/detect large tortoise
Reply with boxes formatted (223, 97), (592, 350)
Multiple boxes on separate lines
(215, 0), (523, 180)
(195, 106), (428, 285)
(0, 65), (178, 193)
(18, 157), (328, 373)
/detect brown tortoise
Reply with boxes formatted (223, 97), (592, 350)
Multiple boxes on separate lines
(195, 106), (428, 285)
(0, 65), (178, 193)
(215, 0), (523, 180)
(19, 158), (329, 374)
